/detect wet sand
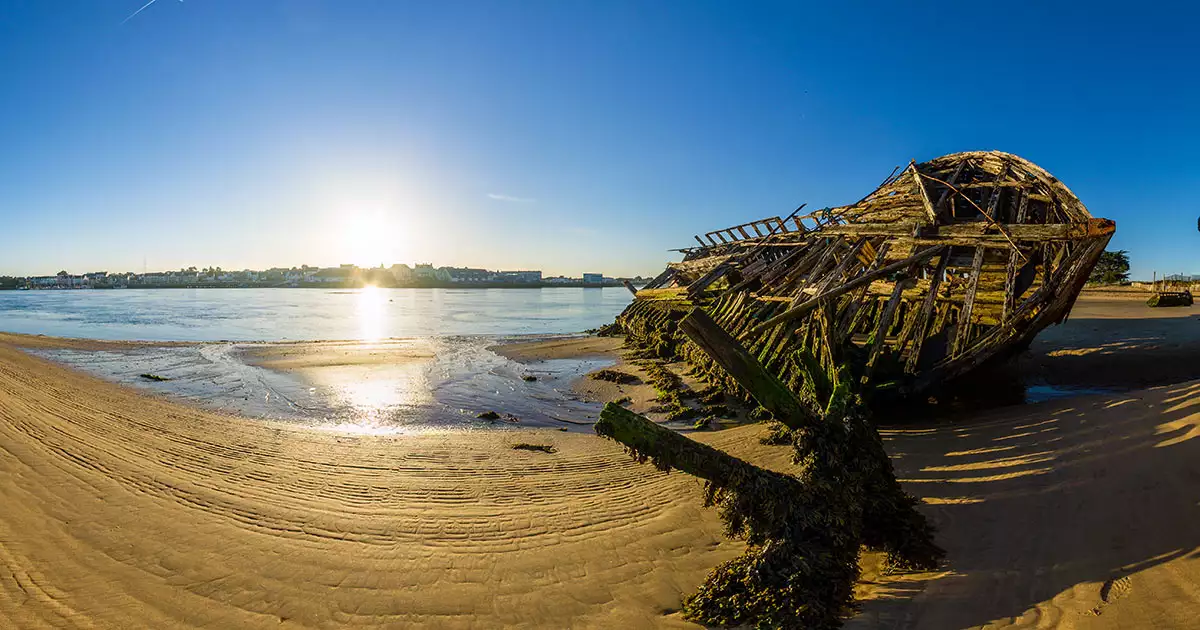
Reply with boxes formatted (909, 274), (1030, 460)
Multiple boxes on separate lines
(1019, 293), (1200, 389)
(2, 295), (1200, 628)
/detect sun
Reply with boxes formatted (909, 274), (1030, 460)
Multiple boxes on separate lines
(341, 213), (397, 267)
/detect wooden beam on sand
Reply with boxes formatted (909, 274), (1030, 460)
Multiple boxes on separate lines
(679, 308), (809, 426)
(745, 245), (947, 338)
(595, 403), (803, 489)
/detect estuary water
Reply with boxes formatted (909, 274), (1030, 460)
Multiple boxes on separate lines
(0, 287), (632, 341)
(0, 288), (634, 432)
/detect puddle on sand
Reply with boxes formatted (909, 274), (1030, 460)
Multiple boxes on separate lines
(33, 336), (613, 434)
(877, 367), (1128, 423)
(1024, 384), (1123, 404)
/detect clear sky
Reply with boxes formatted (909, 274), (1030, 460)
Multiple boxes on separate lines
(2, 1), (1198, 279)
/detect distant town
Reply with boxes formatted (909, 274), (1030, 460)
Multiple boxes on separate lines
(0, 264), (650, 290)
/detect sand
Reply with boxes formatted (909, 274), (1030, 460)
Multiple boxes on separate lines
(2, 295), (1200, 628)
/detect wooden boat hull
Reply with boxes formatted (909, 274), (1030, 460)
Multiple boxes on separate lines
(619, 151), (1115, 401)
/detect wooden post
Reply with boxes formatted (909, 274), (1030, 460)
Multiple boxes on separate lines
(596, 403), (804, 491)
(622, 279), (638, 296)
(679, 308), (810, 426)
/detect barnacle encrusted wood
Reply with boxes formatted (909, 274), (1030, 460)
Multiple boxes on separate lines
(622, 151), (1116, 398)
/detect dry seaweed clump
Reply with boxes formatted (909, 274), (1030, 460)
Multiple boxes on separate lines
(512, 443), (556, 454)
(590, 369), (639, 384)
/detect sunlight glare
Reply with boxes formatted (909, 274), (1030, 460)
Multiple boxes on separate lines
(356, 285), (386, 341)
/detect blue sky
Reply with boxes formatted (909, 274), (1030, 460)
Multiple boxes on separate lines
(2, 1), (1198, 278)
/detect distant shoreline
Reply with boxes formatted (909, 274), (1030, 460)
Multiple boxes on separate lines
(2, 282), (637, 291)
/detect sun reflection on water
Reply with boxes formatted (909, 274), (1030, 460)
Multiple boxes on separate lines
(356, 286), (386, 341)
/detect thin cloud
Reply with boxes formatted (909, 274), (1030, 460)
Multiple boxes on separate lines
(487, 193), (536, 203)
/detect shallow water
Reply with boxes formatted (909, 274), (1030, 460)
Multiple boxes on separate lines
(34, 337), (614, 433)
(5, 287), (632, 431)
(0, 287), (632, 341)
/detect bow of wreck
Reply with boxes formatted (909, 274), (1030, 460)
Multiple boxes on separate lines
(619, 150), (1116, 400)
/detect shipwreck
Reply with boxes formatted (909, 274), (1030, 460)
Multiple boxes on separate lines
(619, 150), (1116, 401)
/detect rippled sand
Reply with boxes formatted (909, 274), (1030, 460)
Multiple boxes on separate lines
(0, 339), (763, 628)
(4, 295), (1200, 628)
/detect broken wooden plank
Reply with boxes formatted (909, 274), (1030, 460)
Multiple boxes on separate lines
(952, 246), (988, 356)
(863, 273), (909, 383)
(910, 162), (938, 223)
(788, 237), (843, 300)
(687, 262), (732, 298)
(680, 308), (809, 424)
(746, 245), (948, 338)
(904, 252), (951, 374)
(933, 158), (968, 219)
(984, 165), (1009, 220)
(820, 222), (1083, 241)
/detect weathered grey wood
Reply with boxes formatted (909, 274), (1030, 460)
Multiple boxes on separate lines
(913, 238), (1110, 392)
(1002, 249), (1020, 321)
(910, 162), (939, 223)
(694, 235), (708, 248)
(680, 308), (810, 425)
(809, 238), (867, 295)
(933, 158), (968, 218)
(820, 222), (1081, 241)
(952, 246), (989, 356)
(643, 267), (677, 291)
(746, 245), (947, 337)
(904, 252), (951, 374)
(788, 237), (843, 300)
(687, 262), (731, 298)
(1015, 187), (1031, 224)
(984, 166), (1009, 220)
(622, 279), (639, 296)
(863, 272), (909, 382)
(765, 240), (830, 290)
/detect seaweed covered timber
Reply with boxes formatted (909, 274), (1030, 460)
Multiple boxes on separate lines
(589, 152), (1113, 627)
(620, 150), (1116, 401)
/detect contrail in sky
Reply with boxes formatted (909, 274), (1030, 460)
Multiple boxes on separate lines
(121, 0), (182, 25)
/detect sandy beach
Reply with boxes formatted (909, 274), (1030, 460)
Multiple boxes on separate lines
(2, 294), (1199, 628)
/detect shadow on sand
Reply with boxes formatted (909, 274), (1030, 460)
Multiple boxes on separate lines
(851, 379), (1200, 628)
